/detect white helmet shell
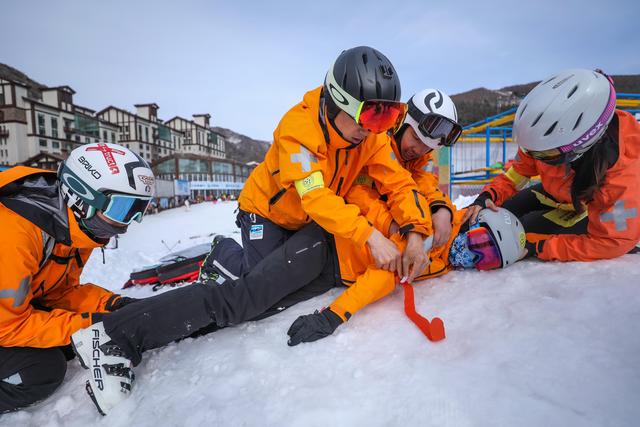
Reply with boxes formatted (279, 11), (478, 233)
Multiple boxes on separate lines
(513, 69), (616, 153)
(477, 207), (527, 268)
(405, 89), (459, 150)
(59, 143), (154, 218)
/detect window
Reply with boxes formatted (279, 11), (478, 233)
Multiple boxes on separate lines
(145, 127), (149, 142)
(0, 92), (4, 104)
(103, 130), (107, 141)
(52, 141), (60, 149)
(51, 117), (58, 138)
(111, 132), (116, 143)
(75, 135), (80, 142)
(38, 114), (46, 135)
(85, 137), (90, 144)
(39, 139), (47, 147)
(138, 124), (142, 139)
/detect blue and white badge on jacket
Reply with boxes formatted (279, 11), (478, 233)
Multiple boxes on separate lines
(249, 224), (264, 240)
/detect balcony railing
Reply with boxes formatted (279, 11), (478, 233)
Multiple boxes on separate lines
(63, 126), (75, 134)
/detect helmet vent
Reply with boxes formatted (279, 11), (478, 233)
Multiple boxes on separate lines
(531, 112), (543, 127)
(542, 75), (556, 85)
(567, 84), (579, 99)
(518, 103), (528, 118)
(573, 113), (583, 130)
(544, 121), (558, 136)
(496, 230), (503, 240)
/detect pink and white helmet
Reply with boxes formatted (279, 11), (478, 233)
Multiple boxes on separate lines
(58, 143), (155, 224)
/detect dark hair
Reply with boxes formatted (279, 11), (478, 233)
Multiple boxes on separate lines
(570, 115), (619, 212)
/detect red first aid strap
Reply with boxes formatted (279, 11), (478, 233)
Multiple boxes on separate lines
(400, 281), (446, 342)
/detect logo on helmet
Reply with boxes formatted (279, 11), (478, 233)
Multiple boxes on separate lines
(86, 144), (126, 175)
(328, 83), (349, 106)
(137, 175), (154, 186)
(62, 173), (95, 201)
(78, 156), (102, 179)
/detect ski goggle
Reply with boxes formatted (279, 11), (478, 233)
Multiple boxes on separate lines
(59, 163), (151, 225)
(467, 225), (502, 271)
(408, 103), (462, 147)
(355, 100), (408, 134)
(521, 147), (575, 165)
(102, 193), (151, 225)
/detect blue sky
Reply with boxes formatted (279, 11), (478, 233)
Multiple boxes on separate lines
(2, 0), (638, 140)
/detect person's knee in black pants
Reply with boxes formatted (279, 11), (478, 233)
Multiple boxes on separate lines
(0, 347), (67, 414)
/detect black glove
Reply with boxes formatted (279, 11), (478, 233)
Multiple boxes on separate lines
(524, 240), (545, 258)
(471, 191), (493, 208)
(287, 309), (343, 346)
(105, 295), (139, 312)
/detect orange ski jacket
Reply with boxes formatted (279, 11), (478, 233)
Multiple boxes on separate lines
(238, 87), (431, 248)
(344, 137), (452, 236)
(480, 110), (640, 261)
(328, 208), (467, 321)
(0, 167), (119, 348)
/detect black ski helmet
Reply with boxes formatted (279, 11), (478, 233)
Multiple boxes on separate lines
(324, 46), (402, 119)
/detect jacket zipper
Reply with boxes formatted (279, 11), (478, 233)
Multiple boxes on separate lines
(412, 189), (425, 218)
(336, 177), (344, 196)
(328, 149), (342, 188)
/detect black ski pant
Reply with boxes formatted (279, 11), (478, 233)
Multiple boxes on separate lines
(208, 210), (295, 280)
(101, 223), (339, 366)
(0, 347), (67, 414)
(502, 183), (589, 235)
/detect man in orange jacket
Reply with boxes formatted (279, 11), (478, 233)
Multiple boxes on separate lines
(0, 143), (154, 413)
(206, 46), (432, 292)
(286, 89), (468, 343)
(464, 69), (640, 261)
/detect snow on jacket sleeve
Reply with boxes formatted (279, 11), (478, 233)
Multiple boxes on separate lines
(482, 149), (539, 205)
(277, 132), (374, 248)
(0, 222), (91, 348)
(366, 140), (432, 236)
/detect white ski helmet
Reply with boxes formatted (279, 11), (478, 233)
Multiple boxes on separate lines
(476, 207), (527, 268)
(513, 69), (616, 163)
(58, 143), (155, 224)
(404, 88), (461, 150)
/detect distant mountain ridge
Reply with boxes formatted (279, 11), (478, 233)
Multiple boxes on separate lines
(452, 74), (640, 125)
(2, 63), (638, 160)
(210, 126), (270, 164)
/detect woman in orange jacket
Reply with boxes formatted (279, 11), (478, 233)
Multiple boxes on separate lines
(464, 69), (640, 261)
(0, 143), (153, 413)
(207, 46), (433, 290)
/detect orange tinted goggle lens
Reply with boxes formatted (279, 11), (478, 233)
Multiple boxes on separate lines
(356, 100), (408, 134)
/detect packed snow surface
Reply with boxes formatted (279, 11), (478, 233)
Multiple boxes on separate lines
(4, 200), (640, 427)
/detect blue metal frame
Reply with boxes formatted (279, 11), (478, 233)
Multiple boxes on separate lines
(449, 93), (640, 195)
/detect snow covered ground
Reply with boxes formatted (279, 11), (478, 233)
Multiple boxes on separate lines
(4, 200), (640, 427)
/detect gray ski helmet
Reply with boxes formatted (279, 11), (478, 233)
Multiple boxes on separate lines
(513, 69), (616, 157)
(324, 46), (401, 119)
(476, 207), (527, 268)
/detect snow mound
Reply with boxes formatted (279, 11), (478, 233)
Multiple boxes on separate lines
(6, 201), (640, 427)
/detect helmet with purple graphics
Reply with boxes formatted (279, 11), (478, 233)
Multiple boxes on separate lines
(513, 69), (616, 164)
(58, 143), (154, 226)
